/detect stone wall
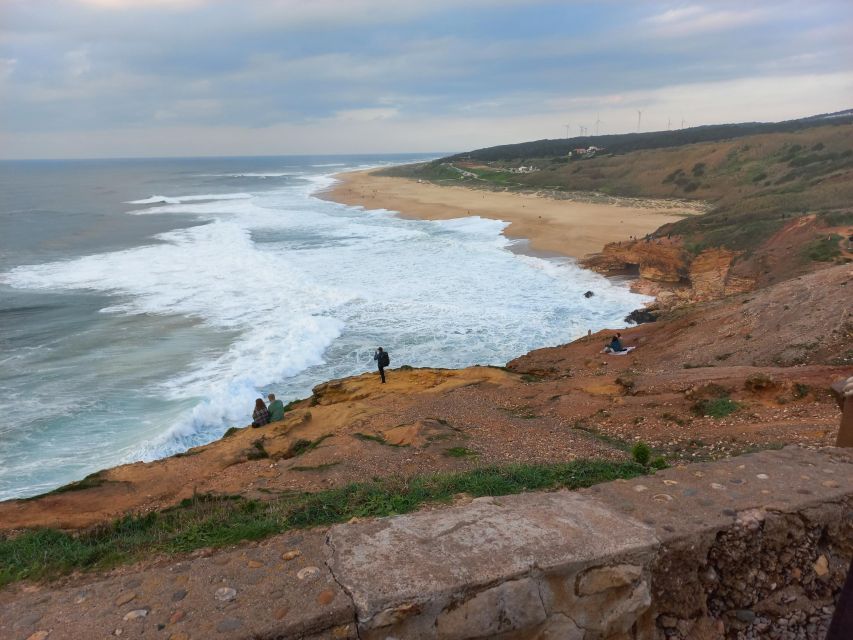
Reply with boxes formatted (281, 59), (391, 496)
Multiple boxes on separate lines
(1, 446), (850, 640)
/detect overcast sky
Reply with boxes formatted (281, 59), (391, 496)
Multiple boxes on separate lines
(1, 0), (851, 159)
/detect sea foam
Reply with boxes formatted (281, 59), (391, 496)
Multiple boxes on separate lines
(2, 168), (651, 468)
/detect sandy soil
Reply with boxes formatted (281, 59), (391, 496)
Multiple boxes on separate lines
(321, 169), (700, 258)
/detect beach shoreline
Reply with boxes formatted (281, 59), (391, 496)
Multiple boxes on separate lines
(320, 168), (701, 260)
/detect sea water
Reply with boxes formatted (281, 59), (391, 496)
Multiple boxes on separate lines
(0, 155), (650, 500)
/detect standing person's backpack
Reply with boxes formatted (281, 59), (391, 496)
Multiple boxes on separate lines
(380, 351), (390, 367)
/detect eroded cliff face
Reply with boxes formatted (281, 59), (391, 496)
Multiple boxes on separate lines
(584, 241), (756, 306)
(583, 214), (852, 308)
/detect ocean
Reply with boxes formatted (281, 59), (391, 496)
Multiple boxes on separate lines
(0, 154), (650, 500)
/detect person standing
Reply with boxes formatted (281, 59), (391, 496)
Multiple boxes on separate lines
(374, 347), (390, 383)
(267, 393), (285, 422)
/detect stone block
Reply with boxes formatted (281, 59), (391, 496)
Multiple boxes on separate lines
(576, 564), (644, 596)
(435, 578), (547, 639)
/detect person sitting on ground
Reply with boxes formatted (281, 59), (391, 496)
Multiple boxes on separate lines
(267, 393), (285, 422)
(251, 398), (270, 427)
(609, 334), (626, 352)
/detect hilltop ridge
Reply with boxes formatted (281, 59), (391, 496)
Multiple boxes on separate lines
(381, 112), (853, 304)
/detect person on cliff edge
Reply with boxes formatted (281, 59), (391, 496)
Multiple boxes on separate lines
(374, 347), (390, 383)
(267, 393), (285, 422)
(251, 398), (270, 428)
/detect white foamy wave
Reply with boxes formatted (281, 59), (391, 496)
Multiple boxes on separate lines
(2, 169), (652, 473)
(197, 172), (304, 178)
(125, 193), (253, 204)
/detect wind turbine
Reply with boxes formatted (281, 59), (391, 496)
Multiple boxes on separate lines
(564, 123), (570, 139)
(636, 110), (643, 132)
(667, 117), (672, 131)
(595, 113), (603, 136)
(681, 117), (688, 129)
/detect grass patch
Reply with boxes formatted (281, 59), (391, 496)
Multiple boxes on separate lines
(803, 234), (842, 262)
(173, 449), (201, 458)
(291, 434), (333, 456)
(282, 398), (305, 413)
(247, 440), (269, 460)
(0, 460), (646, 587)
(354, 432), (408, 447)
(222, 427), (240, 438)
(291, 462), (340, 472)
(692, 397), (741, 418)
(444, 447), (479, 458)
(520, 373), (543, 383)
(23, 472), (110, 500)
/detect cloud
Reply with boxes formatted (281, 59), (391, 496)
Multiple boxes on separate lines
(64, 49), (91, 78)
(1, 0), (851, 157)
(335, 107), (399, 122)
(0, 58), (18, 82)
(3, 70), (851, 159)
(645, 3), (769, 36)
(76, 0), (205, 9)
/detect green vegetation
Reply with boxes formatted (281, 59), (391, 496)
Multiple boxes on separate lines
(631, 442), (651, 466)
(793, 383), (811, 399)
(223, 427), (240, 438)
(0, 460), (646, 587)
(24, 472), (110, 500)
(382, 114), (853, 271)
(803, 234), (842, 262)
(423, 111), (853, 162)
(692, 397), (741, 418)
(444, 447), (479, 458)
(247, 440), (269, 460)
(282, 398), (304, 413)
(291, 434), (332, 456)
(649, 456), (668, 470)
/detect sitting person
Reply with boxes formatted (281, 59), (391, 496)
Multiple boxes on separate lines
(609, 334), (626, 352)
(267, 393), (285, 422)
(251, 398), (270, 427)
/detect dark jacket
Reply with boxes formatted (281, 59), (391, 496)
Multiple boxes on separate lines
(374, 350), (390, 367)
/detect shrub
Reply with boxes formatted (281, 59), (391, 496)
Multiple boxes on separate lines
(650, 456), (668, 470)
(692, 397), (741, 418)
(247, 440), (269, 460)
(631, 442), (651, 466)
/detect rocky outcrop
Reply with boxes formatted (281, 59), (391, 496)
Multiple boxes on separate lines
(583, 241), (757, 307)
(688, 248), (755, 300)
(582, 241), (689, 283)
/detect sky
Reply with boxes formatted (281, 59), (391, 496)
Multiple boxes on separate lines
(0, 0), (851, 159)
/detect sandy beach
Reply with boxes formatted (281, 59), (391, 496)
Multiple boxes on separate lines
(322, 169), (702, 259)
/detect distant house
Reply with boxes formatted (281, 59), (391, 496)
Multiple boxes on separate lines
(571, 146), (605, 159)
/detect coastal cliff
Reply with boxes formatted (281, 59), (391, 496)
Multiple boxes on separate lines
(2, 263), (849, 533)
